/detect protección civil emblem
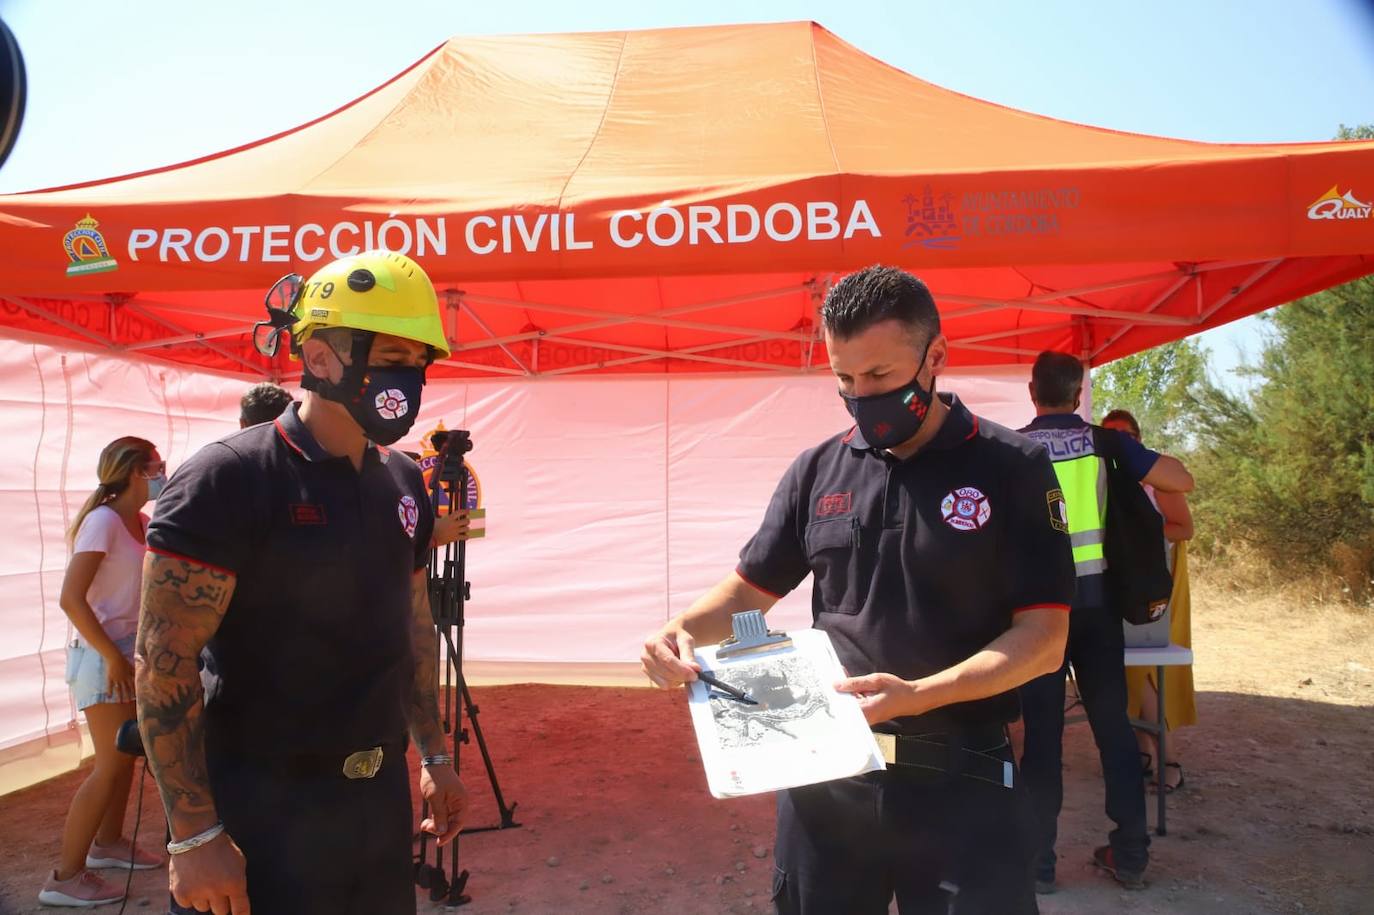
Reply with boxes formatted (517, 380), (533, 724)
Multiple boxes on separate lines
(63, 214), (118, 277)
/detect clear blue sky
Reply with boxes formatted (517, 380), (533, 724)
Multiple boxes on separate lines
(2, 0), (1371, 388)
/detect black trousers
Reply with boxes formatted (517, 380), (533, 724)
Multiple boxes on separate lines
(170, 744), (415, 915)
(772, 753), (1038, 915)
(1019, 601), (1150, 879)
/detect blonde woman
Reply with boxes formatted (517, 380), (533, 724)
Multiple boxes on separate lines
(40, 437), (167, 908)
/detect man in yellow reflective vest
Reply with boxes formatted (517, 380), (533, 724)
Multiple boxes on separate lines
(1017, 351), (1194, 893)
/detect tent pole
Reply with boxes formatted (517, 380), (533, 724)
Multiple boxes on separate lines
(1195, 259), (1284, 324)
(954, 321), (1076, 345)
(444, 288), (461, 351)
(1088, 258), (1283, 362)
(455, 294), (534, 375)
(943, 297), (1193, 325)
(1088, 271), (1195, 361)
(123, 325), (257, 351)
(120, 302), (267, 376)
(453, 284), (813, 351)
(539, 335), (796, 373)
(429, 359), (530, 377)
(540, 333), (790, 376)
(954, 341), (1045, 357)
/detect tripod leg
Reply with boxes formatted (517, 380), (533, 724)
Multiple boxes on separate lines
(457, 677), (520, 828)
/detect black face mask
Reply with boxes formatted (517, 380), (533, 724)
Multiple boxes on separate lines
(301, 331), (428, 446)
(839, 344), (935, 450)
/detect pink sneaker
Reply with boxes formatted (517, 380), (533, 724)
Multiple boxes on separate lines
(37, 869), (124, 907)
(86, 836), (163, 870)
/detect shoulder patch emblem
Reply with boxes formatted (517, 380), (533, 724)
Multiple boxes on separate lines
(940, 486), (991, 532)
(1047, 488), (1069, 533)
(397, 494), (420, 538)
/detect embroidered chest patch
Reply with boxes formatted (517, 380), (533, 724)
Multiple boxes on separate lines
(940, 486), (991, 532)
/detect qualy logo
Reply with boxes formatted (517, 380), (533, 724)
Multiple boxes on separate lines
(901, 185), (961, 250)
(940, 486), (992, 532)
(397, 495), (420, 538)
(63, 214), (119, 277)
(1307, 185), (1373, 221)
(374, 388), (410, 420)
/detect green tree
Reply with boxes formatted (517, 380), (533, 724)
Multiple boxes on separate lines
(1181, 123), (1374, 596)
(1090, 338), (1206, 454)
(1335, 123), (1374, 140)
(1188, 276), (1374, 592)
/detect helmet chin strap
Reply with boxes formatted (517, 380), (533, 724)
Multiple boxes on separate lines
(300, 330), (375, 407)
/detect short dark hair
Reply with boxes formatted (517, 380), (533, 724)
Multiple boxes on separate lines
(1102, 408), (1141, 438)
(240, 382), (294, 426)
(1030, 351), (1084, 407)
(820, 265), (940, 347)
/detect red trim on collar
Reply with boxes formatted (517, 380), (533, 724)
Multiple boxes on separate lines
(1012, 602), (1070, 614)
(148, 546), (235, 577)
(274, 418), (308, 459)
(965, 416), (980, 440)
(842, 426), (857, 445)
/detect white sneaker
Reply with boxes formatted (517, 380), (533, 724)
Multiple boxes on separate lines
(37, 869), (125, 907)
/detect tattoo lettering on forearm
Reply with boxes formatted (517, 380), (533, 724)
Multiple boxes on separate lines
(135, 554), (235, 836)
(408, 572), (446, 755)
(150, 648), (197, 678)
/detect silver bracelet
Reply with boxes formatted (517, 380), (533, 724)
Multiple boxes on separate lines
(166, 822), (224, 856)
(421, 754), (453, 768)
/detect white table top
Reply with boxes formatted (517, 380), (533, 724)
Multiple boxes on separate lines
(1123, 643), (1194, 666)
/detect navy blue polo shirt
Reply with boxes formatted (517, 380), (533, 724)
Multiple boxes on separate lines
(146, 403), (435, 755)
(1019, 413), (1159, 608)
(737, 393), (1075, 732)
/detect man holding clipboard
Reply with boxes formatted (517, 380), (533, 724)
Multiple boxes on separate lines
(641, 266), (1075, 914)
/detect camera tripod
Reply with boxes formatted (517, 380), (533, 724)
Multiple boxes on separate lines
(414, 428), (520, 907)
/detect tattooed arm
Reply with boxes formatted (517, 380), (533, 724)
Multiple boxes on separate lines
(135, 552), (235, 839)
(408, 568), (445, 756)
(410, 567), (468, 842)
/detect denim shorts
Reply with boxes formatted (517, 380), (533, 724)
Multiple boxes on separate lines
(65, 633), (137, 710)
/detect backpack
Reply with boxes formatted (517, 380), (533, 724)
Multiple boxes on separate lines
(1091, 427), (1173, 626)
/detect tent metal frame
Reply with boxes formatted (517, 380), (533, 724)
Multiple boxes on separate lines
(1, 258), (1288, 379)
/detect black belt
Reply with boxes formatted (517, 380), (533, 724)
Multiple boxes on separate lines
(873, 727), (1015, 788)
(223, 739), (407, 780)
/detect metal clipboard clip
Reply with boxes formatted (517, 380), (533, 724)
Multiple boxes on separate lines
(716, 609), (792, 660)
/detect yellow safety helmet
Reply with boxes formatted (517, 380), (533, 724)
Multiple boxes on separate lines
(257, 250), (451, 360)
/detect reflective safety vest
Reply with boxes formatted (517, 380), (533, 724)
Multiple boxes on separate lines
(1023, 423), (1107, 578)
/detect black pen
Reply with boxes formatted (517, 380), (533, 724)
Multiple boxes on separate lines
(696, 670), (758, 704)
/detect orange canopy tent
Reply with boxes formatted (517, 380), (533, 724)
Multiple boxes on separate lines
(3, 20), (1374, 379)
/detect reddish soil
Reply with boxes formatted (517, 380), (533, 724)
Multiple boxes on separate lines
(2, 570), (1371, 914)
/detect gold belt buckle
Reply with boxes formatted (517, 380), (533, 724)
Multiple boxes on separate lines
(874, 732), (897, 765)
(342, 746), (384, 779)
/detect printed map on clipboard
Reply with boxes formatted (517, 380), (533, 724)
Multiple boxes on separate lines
(686, 628), (884, 798)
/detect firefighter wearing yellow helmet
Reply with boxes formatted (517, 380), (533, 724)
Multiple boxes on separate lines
(256, 249), (450, 445)
(142, 250), (467, 915)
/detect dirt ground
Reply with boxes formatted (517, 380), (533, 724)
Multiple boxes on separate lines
(2, 565), (1372, 915)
